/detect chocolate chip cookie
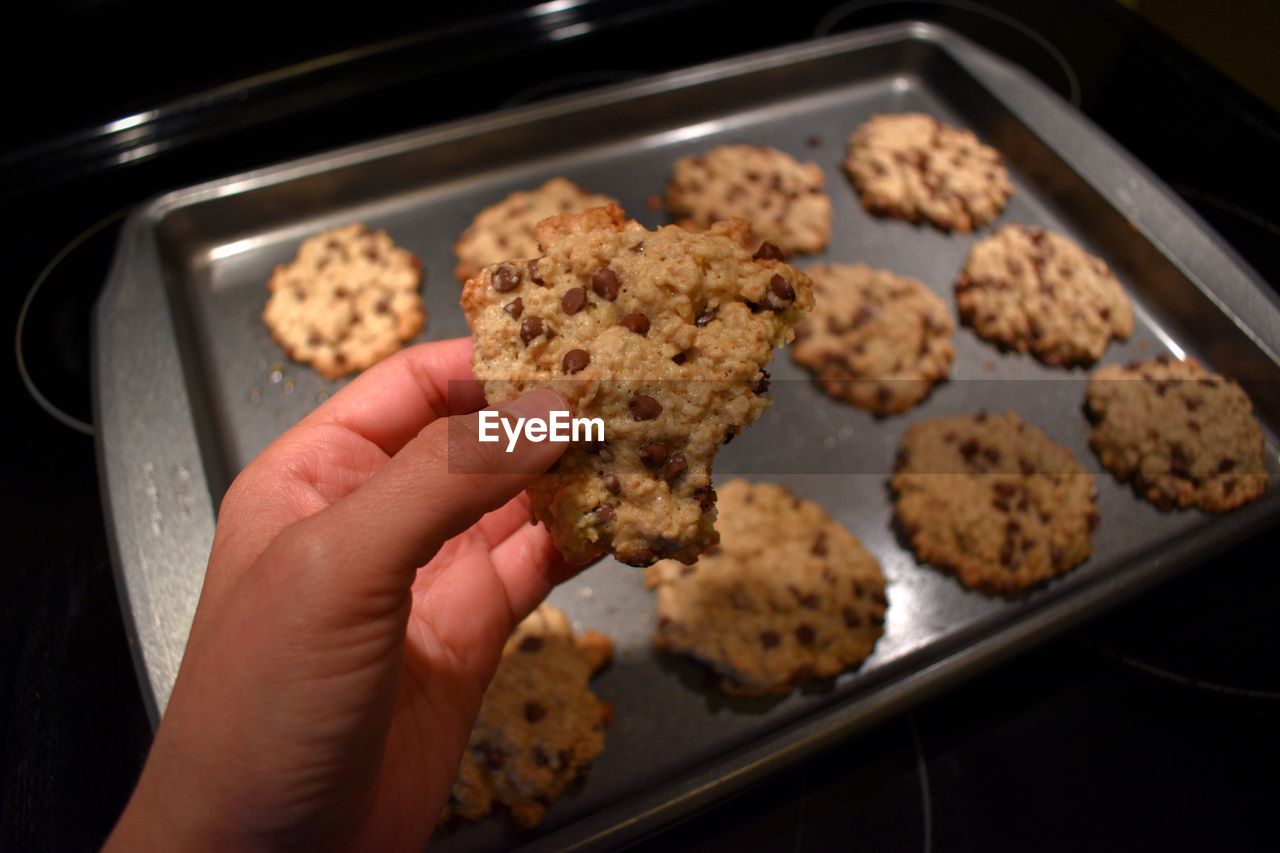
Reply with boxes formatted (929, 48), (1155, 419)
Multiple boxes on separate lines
(646, 480), (887, 697)
(892, 412), (1099, 596)
(956, 225), (1133, 366)
(454, 178), (618, 283)
(1085, 356), (1270, 511)
(263, 223), (425, 379)
(844, 113), (1012, 231)
(443, 604), (613, 830)
(462, 204), (814, 568)
(791, 263), (955, 414)
(666, 145), (833, 255)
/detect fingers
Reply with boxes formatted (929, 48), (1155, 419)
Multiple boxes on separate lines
(208, 339), (484, 585)
(488, 524), (579, 619)
(300, 338), (485, 457)
(272, 388), (568, 625)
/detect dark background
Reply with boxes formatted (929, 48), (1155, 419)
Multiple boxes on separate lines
(3, 1), (1278, 850)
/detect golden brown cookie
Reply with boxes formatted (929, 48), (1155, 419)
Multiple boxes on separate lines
(1085, 356), (1270, 511)
(792, 263), (955, 414)
(462, 204), (814, 568)
(892, 412), (1099, 596)
(263, 224), (425, 379)
(956, 225), (1133, 366)
(666, 145), (832, 255)
(646, 480), (886, 697)
(443, 605), (613, 830)
(454, 178), (618, 283)
(844, 113), (1012, 231)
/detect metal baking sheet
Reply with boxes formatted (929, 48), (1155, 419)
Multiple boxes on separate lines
(94, 22), (1280, 852)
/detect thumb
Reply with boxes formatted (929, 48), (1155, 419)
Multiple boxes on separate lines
(272, 387), (568, 623)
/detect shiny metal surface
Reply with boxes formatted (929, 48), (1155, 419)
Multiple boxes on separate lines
(94, 22), (1280, 851)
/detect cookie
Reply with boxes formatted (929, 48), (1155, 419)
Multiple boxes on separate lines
(791, 263), (955, 414)
(645, 480), (886, 697)
(844, 113), (1012, 231)
(454, 178), (618, 283)
(1085, 356), (1270, 511)
(666, 145), (832, 255)
(462, 204), (814, 568)
(263, 223), (425, 379)
(956, 225), (1133, 366)
(443, 604), (613, 830)
(892, 412), (1099, 596)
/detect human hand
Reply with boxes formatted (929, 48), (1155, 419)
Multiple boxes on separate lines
(107, 338), (573, 852)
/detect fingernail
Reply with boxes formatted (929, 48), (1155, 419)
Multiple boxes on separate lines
(501, 387), (566, 420)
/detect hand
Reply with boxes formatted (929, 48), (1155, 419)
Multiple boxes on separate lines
(107, 338), (572, 852)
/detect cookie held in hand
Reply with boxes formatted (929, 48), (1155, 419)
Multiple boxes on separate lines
(461, 204), (813, 567)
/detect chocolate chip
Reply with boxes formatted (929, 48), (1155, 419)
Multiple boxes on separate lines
(1218, 458), (1236, 473)
(789, 585), (820, 609)
(843, 608), (863, 628)
(479, 743), (505, 769)
(672, 352), (688, 365)
(694, 485), (717, 511)
(660, 452), (687, 485)
(618, 313), (650, 335)
(591, 267), (620, 300)
(493, 262), (521, 292)
(1018, 458), (1035, 476)
(760, 630), (781, 649)
(695, 307), (718, 327)
(753, 370), (770, 395)
(795, 624), (816, 646)
(628, 394), (663, 420)
(527, 258), (545, 285)
(811, 533), (828, 556)
(532, 747), (550, 767)
(503, 297), (524, 319)
(769, 274), (795, 302)
(590, 503), (615, 523)
(753, 242), (785, 261)
(520, 316), (545, 345)
(630, 241), (645, 253)
(524, 702), (546, 723)
(518, 636), (543, 653)
(603, 474), (622, 495)
(638, 442), (669, 468)
(561, 287), (587, 314)
(562, 348), (590, 374)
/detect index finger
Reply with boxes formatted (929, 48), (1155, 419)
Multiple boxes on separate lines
(300, 337), (485, 456)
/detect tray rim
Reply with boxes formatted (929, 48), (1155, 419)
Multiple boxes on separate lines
(92, 19), (1280, 851)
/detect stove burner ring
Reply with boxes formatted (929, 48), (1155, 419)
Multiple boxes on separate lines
(15, 207), (129, 436)
(814, 0), (1082, 107)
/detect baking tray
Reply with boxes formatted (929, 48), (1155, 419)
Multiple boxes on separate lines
(94, 21), (1280, 852)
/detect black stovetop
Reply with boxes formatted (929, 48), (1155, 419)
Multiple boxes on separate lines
(3, 1), (1278, 850)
